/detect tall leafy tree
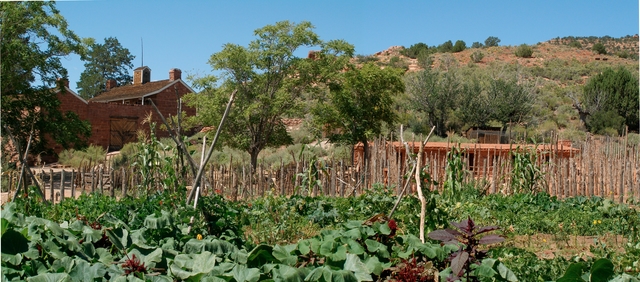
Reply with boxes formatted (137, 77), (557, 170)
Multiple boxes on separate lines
(582, 67), (639, 133)
(185, 21), (353, 172)
(313, 63), (404, 165)
(1, 2), (91, 157)
(405, 68), (462, 137)
(77, 37), (135, 99)
(486, 78), (534, 128)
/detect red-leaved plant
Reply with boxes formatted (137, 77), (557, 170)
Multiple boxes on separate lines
(428, 217), (504, 281)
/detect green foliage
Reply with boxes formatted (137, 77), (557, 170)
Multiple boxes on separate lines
(404, 68), (461, 137)
(592, 42), (607, 55)
(438, 40), (454, 53)
(57, 145), (107, 168)
(471, 42), (483, 49)
(400, 42), (432, 59)
(189, 20), (354, 172)
(312, 63), (404, 163)
(587, 110), (625, 136)
(569, 40), (583, 49)
(452, 40), (467, 53)
(76, 37), (135, 99)
(354, 54), (379, 64)
(514, 44), (534, 58)
(443, 146), (466, 203)
(510, 147), (545, 194)
(485, 36), (501, 47)
(387, 56), (409, 71)
(470, 50), (485, 63)
(583, 67), (639, 133)
(0, 1), (91, 155)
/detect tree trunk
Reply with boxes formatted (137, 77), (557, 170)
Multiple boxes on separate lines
(363, 140), (370, 172)
(249, 146), (260, 174)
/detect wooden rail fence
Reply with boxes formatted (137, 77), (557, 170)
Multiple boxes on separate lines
(2, 136), (638, 204)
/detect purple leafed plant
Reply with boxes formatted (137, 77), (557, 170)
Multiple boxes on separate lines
(428, 217), (504, 281)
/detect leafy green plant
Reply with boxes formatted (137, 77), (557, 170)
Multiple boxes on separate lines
(515, 44), (533, 58)
(556, 258), (614, 282)
(428, 217), (513, 281)
(470, 50), (484, 63)
(510, 146), (546, 194)
(444, 145), (466, 202)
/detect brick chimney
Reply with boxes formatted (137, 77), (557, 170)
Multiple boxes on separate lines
(133, 66), (151, 85)
(169, 68), (182, 81)
(106, 79), (117, 90)
(56, 78), (69, 88)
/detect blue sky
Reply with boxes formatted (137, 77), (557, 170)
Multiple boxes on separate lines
(57, 0), (639, 93)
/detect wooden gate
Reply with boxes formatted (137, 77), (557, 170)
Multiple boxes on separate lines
(110, 117), (138, 151)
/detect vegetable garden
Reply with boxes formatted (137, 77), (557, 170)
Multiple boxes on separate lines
(2, 133), (639, 281)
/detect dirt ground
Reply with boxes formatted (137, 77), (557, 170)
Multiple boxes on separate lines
(510, 233), (627, 259)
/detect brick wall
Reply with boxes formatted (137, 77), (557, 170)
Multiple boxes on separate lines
(54, 83), (196, 156)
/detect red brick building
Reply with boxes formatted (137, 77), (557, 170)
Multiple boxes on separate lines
(54, 67), (196, 154)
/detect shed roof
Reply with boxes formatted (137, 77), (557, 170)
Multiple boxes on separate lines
(89, 79), (176, 103)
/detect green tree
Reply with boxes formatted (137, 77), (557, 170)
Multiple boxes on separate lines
(471, 42), (483, 48)
(484, 36), (500, 47)
(405, 68), (462, 137)
(1, 2), (91, 156)
(76, 37), (135, 99)
(583, 67), (639, 133)
(438, 40), (453, 53)
(592, 42), (607, 55)
(186, 21), (354, 172)
(312, 63), (403, 165)
(452, 40), (466, 52)
(457, 79), (492, 127)
(401, 42), (430, 59)
(486, 78), (534, 127)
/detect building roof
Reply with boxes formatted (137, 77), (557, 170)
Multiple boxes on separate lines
(88, 79), (193, 103)
(356, 141), (581, 156)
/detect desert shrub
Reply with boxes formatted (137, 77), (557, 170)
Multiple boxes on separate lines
(452, 40), (466, 52)
(568, 40), (582, 49)
(628, 133), (640, 146)
(355, 54), (379, 64)
(471, 41), (483, 48)
(587, 110), (625, 136)
(289, 126), (315, 144)
(514, 44), (533, 58)
(401, 42), (431, 59)
(438, 40), (453, 53)
(592, 42), (607, 54)
(417, 52), (433, 69)
(470, 50), (484, 63)
(388, 56), (409, 70)
(484, 36), (500, 47)
(58, 145), (106, 168)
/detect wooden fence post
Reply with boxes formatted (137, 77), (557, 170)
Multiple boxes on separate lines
(122, 167), (127, 197)
(71, 169), (75, 199)
(99, 167), (104, 194)
(59, 169), (65, 202)
(110, 169), (115, 198)
(91, 168), (96, 193)
(49, 169), (54, 202)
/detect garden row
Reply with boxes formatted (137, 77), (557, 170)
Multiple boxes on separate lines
(3, 183), (639, 281)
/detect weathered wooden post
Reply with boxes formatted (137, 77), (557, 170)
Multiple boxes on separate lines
(71, 169), (75, 199)
(59, 169), (65, 202)
(99, 167), (104, 194)
(122, 167), (127, 197)
(49, 169), (54, 202)
(110, 169), (115, 198)
(91, 168), (96, 193)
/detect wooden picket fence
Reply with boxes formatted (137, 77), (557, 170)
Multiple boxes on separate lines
(2, 135), (639, 204)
